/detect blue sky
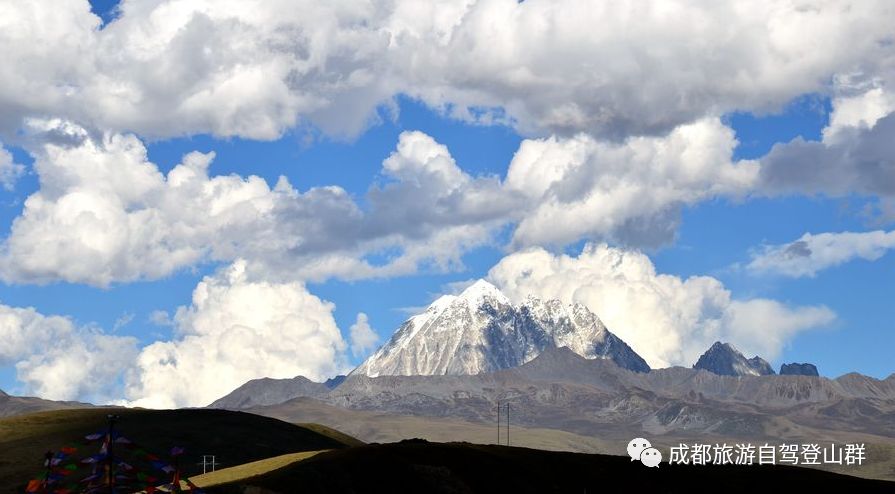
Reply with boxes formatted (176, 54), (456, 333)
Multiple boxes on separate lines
(0, 1), (893, 406)
(2, 93), (891, 382)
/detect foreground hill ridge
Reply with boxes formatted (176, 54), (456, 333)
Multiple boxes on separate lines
(3, 410), (891, 493)
(234, 440), (895, 493)
(0, 408), (357, 494)
(352, 279), (651, 377)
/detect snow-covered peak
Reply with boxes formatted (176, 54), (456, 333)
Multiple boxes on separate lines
(353, 282), (652, 377)
(427, 294), (457, 313)
(456, 279), (510, 306)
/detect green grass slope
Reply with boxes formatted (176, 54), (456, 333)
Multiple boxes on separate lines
(294, 423), (365, 447)
(184, 450), (329, 490)
(0, 407), (357, 494)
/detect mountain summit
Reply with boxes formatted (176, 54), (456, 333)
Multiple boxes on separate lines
(693, 341), (775, 376)
(780, 362), (819, 376)
(352, 280), (650, 377)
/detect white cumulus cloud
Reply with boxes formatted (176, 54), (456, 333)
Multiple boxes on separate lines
(349, 312), (379, 358)
(0, 122), (520, 286)
(505, 118), (758, 247)
(125, 260), (349, 409)
(1, 119), (766, 285)
(0, 122), (276, 285)
(0, 302), (138, 402)
(487, 244), (835, 368)
(1, 260), (358, 407)
(747, 230), (895, 278)
(0, 1), (892, 140)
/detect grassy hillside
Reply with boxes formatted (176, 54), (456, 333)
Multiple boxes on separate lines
(294, 423), (366, 447)
(186, 450), (328, 489)
(0, 407), (358, 494)
(204, 440), (895, 493)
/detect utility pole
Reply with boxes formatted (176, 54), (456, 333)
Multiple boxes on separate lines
(42, 450), (53, 492)
(506, 402), (510, 446)
(106, 414), (120, 493)
(497, 400), (500, 445)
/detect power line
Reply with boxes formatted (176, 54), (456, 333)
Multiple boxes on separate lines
(496, 401), (511, 446)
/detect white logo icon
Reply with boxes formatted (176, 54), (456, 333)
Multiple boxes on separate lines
(627, 437), (652, 462)
(628, 437), (653, 461)
(627, 438), (662, 467)
(640, 447), (662, 468)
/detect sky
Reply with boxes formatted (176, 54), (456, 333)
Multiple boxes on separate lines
(0, 0), (893, 408)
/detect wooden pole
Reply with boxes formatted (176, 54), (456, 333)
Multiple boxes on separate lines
(42, 450), (53, 493)
(107, 414), (119, 492)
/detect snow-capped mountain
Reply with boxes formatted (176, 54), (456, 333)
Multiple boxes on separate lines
(693, 341), (775, 376)
(351, 280), (650, 377)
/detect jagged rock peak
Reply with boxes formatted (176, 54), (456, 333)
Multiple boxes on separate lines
(693, 341), (775, 377)
(780, 362), (819, 376)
